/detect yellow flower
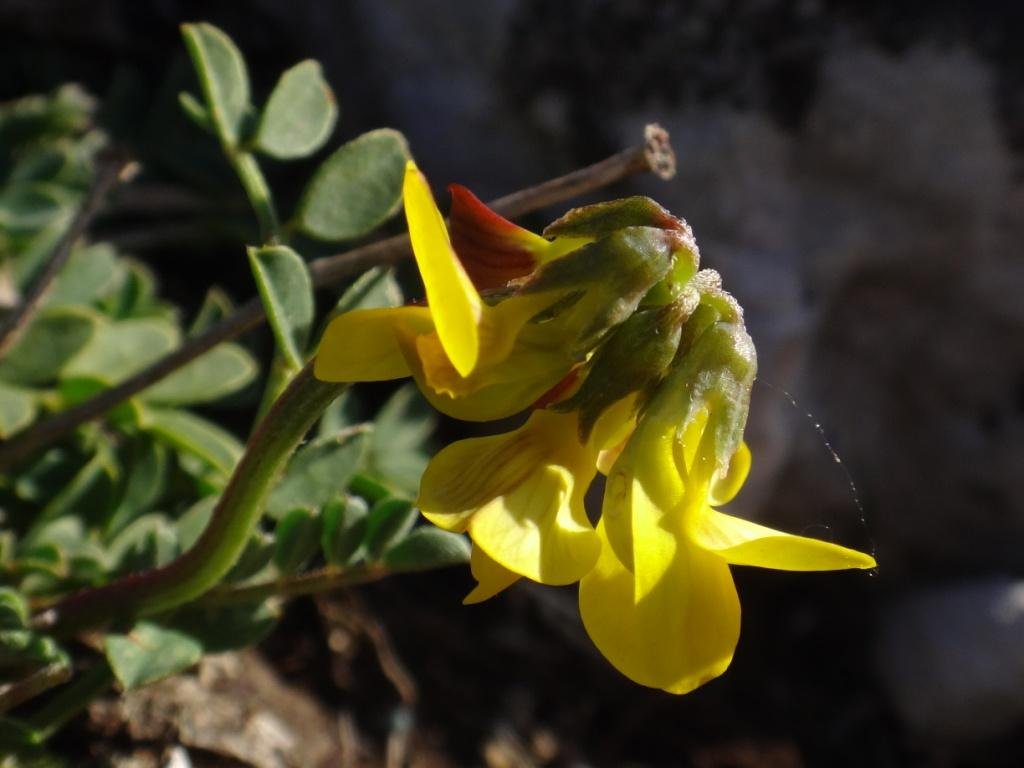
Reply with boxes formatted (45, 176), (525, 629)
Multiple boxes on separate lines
(315, 162), (681, 421)
(418, 397), (637, 594)
(578, 336), (876, 695)
(315, 161), (587, 420)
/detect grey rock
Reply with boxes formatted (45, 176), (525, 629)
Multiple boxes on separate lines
(876, 579), (1024, 742)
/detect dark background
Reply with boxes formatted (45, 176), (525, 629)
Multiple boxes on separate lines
(3, 1), (1024, 766)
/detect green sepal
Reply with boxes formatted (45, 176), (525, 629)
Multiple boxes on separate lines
(553, 301), (688, 440)
(543, 196), (687, 239)
(520, 226), (678, 356)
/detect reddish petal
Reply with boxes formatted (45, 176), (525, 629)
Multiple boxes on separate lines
(448, 184), (548, 290)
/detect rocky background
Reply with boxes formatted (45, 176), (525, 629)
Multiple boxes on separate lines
(2, 1), (1023, 766)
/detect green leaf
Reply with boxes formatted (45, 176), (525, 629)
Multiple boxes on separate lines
(61, 317), (180, 397)
(295, 128), (410, 241)
(316, 266), (403, 344)
(142, 343), (257, 405)
(321, 495), (368, 566)
(334, 267), (404, 314)
(139, 406), (243, 477)
(383, 527), (470, 570)
(30, 446), (119, 535)
(366, 384), (437, 495)
(0, 382), (37, 439)
(180, 22), (250, 146)
(43, 243), (124, 308)
(188, 287), (233, 337)
(273, 507), (322, 574)
(176, 496), (217, 551)
(106, 259), (159, 319)
(256, 60), (337, 160)
(0, 588), (29, 630)
(364, 498), (418, 559)
(317, 389), (362, 438)
(266, 429), (368, 518)
(0, 715), (42, 749)
(177, 91), (214, 134)
(104, 620), (203, 690)
(105, 438), (170, 537)
(247, 245), (313, 368)
(225, 530), (274, 582)
(107, 514), (179, 574)
(0, 308), (97, 386)
(172, 601), (279, 654)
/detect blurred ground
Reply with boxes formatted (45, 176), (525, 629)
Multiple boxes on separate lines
(4, 1), (1024, 765)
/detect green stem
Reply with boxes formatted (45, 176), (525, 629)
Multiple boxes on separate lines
(230, 150), (279, 243)
(34, 363), (345, 637)
(26, 661), (113, 741)
(201, 563), (390, 606)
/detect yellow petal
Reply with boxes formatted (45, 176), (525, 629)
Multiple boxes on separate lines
(469, 463), (598, 585)
(601, 419), (682, 571)
(417, 409), (599, 584)
(463, 545), (520, 604)
(690, 509), (877, 571)
(400, 330), (569, 421)
(314, 306), (432, 382)
(579, 520), (740, 694)
(708, 441), (751, 506)
(403, 161), (482, 377)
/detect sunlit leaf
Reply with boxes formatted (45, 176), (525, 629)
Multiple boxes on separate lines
(295, 128), (410, 241)
(104, 621), (202, 690)
(256, 60), (337, 159)
(247, 245), (313, 369)
(180, 23), (251, 146)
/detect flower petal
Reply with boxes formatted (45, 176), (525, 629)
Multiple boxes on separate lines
(403, 161), (482, 377)
(579, 520), (740, 694)
(418, 409), (599, 585)
(468, 463), (598, 585)
(448, 184), (549, 290)
(690, 509), (877, 571)
(464, 545), (520, 604)
(708, 441), (751, 506)
(601, 420), (683, 571)
(314, 306), (432, 382)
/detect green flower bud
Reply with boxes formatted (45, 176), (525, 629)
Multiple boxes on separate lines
(553, 300), (691, 441)
(519, 225), (694, 357)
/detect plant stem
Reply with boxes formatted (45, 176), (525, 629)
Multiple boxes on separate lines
(0, 151), (130, 360)
(33, 364), (345, 637)
(200, 563), (390, 606)
(229, 150), (279, 243)
(0, 661), (72, 715)
(0, 126), (675, 470)
(26, 661), (113, 741)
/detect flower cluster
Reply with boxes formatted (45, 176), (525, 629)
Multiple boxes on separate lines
(315, 162), (876, 694)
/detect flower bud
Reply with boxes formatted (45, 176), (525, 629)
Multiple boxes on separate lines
(553, 300), (690, 441)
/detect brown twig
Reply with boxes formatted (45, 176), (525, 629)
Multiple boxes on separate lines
(199, 563), (390, 606)
(0, 661), (72, 714)
(0, 152), (131, 360)
(0, 125), (676, 470)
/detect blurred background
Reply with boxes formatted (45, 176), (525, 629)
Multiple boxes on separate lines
(3, 1), (1023, 765)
